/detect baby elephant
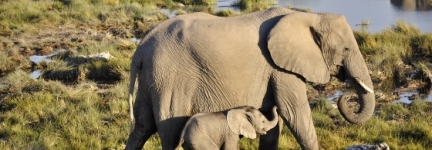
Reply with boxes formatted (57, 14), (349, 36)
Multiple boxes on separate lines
(176, 106), (279, 150)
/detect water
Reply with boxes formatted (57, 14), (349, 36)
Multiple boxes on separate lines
(392, 90), (432, 104)
(393, 91), (418, 104)
(29, 49), (68, 79)
(327, 90), (343, 100)
(327, 89), (432, 105)
(160, 8), (180, 18)
(29, 70), (43, 79)
(213, 0), (432, 33)
(29, 55), (54, 64)
(215, 0), (241, 12)
(29, 49), (67, 64)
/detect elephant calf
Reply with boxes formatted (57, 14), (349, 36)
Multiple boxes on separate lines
(176, 106), (278, 150)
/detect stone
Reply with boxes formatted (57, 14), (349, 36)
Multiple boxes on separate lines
(78, 51), (115, 61)
(346, 142), (390, 150)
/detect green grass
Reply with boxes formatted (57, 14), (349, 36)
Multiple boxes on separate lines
(0, 0), (165, 35)
(310, 99), (432, 149)
(236, 99), (432, 149)
(0, 72), (129, 149)
(0, 0), (165, 78)
(0, 69), (167, 149)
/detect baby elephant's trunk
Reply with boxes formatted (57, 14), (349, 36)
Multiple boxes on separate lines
(265, 106), (279, 131)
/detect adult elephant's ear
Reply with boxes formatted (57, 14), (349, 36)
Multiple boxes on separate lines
(267, 12), (330, 84)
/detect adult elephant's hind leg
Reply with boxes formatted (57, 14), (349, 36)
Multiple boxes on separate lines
(157, 117), (189, 150)
(271, 72), (319, 150)
(125, 91), (157, 150)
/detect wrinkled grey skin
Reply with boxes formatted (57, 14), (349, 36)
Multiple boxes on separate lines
(176, 106), (278, 150)
(126, 7), (375, 150)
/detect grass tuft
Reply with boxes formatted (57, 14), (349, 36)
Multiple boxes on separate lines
(391, 20), (420, 35)
(0, 51), (17, 74)
(2, 70), (33, 93)
(214, 9), (237, 17)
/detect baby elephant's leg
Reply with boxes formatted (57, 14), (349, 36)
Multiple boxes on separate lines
(182, 138), (220, 150)
(221, 134), (240, 150)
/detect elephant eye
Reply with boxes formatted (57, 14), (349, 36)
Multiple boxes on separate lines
(344, 47), (349, 51)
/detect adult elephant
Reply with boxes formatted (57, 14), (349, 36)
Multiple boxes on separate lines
(126, 7), (375, 150)
(390, 0), (431, 11)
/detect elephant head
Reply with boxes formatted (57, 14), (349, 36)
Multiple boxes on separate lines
(267, 12), (375, 124)
(227, 106), (279, 139)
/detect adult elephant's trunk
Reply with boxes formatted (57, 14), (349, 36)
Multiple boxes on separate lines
(264, 106), (279, 131)
(338, 47), (375, 124)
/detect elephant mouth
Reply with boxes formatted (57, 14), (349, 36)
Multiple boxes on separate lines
(333, 65), (346, 82)
(334, 65), (374, 94)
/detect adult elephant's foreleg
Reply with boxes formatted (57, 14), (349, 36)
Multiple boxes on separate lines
(125, 91), (157, 150)
(271, 72), (319, 150)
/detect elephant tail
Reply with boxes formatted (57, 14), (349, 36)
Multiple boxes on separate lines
(128, 61), (139, 132)
(175, 127), (186, 150)
(175, 138), (184, 150)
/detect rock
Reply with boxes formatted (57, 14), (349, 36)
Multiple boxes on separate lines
(346, 142), (390, 150)
(78, 51), (115, 61)
(375, 92), (399, 102)
(375, 92), (385, 100)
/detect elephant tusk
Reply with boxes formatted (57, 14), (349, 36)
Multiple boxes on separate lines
(354, 78), (374, 94)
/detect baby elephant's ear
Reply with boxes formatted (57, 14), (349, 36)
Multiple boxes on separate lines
(227, 108), (257, 139)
